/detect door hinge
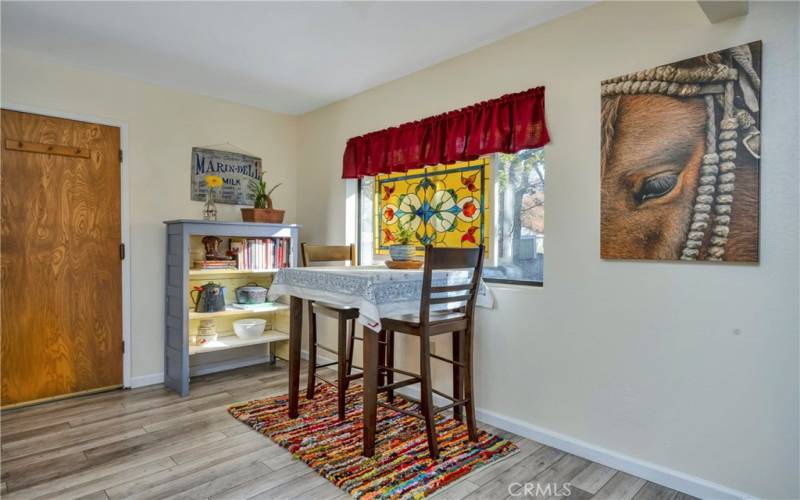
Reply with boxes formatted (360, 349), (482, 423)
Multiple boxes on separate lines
(119, 149), (123, 163)
(120, 243), (126, 260)
(122, 341), (125, 354)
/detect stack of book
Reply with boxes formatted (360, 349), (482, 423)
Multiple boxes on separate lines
(193, 260), (237, 270)
(229, 238), (290, 270)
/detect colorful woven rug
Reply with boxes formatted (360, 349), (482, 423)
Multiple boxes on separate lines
(228, 384), (518, 499)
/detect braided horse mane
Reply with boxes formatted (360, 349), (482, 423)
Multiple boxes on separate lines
(601, 44), (761, 261)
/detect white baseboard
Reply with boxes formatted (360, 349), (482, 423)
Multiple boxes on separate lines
(129, 372), (164, 388)
(396, 387), (752, 500)
(128, 355), (274, 388)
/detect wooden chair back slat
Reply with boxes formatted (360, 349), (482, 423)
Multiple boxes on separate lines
(419, 245), (483, 325)
(423, 247), (483, 270)
(428, 295), (470, 305)
(301, 243), (357, 267)
(430, 283), (473, 293)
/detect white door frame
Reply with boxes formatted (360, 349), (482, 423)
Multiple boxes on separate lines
(1, 103), (133, 388)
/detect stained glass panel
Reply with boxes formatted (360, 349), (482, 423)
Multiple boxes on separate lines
(374, 159), (490, 255)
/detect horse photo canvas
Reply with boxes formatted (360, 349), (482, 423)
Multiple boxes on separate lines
(600, 41), (761, 262)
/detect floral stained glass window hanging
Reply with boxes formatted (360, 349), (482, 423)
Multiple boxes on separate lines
(374, 159), (490, 255)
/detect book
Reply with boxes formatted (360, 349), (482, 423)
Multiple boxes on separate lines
(232, 237), (290, 271)
(193, 260), (237, 270)
(229, 239), (244, 270)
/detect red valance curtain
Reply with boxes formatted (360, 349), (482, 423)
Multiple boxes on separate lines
(342, 86), (550, 179)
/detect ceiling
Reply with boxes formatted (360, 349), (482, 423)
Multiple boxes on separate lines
(1, 1), (590, 115)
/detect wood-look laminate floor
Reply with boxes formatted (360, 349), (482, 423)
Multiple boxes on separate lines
(0, 361), (695, 500)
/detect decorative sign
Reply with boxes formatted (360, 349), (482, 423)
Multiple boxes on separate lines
(191, 147), (262, 205)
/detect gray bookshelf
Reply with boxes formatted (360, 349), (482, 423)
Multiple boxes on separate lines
(163, 219), (300, 396)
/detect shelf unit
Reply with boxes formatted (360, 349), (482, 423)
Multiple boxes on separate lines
(163, 219), (300, 396)
(189, 330), (290, 355)
(188, 302), (289, 319)
(188, 268), (280, 277)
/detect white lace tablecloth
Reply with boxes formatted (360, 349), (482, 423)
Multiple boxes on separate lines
(268, 265), (494, 331)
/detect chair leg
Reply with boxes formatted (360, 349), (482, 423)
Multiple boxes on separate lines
(452, 330), (463, 422)
(362, 325), (379, 457)
(385, 330), (394, 403)
(306, 303), (317, 400)
(378, 329), (387, 388)
(419, 329), (440, 459)
(344, 318), (356, 392)
(463, 323), (478, 442)
(347, 319), (357, 375)
(337, 316), (348, 420)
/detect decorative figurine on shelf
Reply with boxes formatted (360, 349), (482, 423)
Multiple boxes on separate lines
(202, 175), (223, 220)
(241, 172), (285, 223)
(196, 319), (218, 344)
(201, 235), (224, 260)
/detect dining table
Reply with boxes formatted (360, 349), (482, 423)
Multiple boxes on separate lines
(267, 264), (494, 457)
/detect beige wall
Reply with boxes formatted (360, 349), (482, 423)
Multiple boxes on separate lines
(1, 50), (299, 380)
(296, 2), (799, 498)
(2, 1), (798, 497)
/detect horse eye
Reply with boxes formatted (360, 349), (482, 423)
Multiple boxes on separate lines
(635, 173), (678, 204)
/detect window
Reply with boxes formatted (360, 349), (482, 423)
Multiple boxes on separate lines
(358, 148), (544, 285)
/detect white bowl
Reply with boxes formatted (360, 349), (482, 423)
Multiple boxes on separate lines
(233, 318), (266, 339)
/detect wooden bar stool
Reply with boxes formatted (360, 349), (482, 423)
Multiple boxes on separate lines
(378, 245), (484, 459)
(302, 243), (364, 420)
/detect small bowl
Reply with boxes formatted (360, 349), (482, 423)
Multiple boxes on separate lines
(233, 318), (266, 339)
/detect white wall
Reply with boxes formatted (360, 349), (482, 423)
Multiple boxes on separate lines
(1, 50), (299, 381)
(296, 2), (799, 499)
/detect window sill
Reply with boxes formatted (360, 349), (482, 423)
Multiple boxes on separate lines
(484, 279), (543, 290)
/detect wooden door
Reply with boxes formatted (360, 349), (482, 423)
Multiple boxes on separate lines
(1, 110), (122, 407)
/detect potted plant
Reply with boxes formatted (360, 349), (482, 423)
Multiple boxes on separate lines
(389, 223), (417, 261)
(241, 174), (284, 223)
